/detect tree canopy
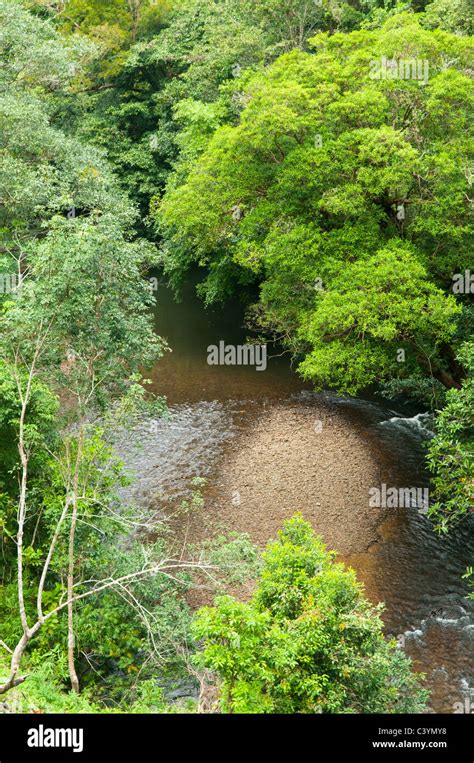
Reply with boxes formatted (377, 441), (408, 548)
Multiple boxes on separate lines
(159, 15), (473, 398)
(0, 0), (471, 714)
(193, 515), (428, 713)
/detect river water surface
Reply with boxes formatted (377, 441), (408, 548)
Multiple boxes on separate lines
(116, 274), (473, 713)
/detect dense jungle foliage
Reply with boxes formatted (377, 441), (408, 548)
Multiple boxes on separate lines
(0, 0), (471, 713)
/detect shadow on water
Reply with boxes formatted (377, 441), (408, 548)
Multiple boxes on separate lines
(115, 274), (473, 713)
(147, 273), (306, 403)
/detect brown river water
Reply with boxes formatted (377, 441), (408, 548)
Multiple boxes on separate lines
(113, 274), (473, 714)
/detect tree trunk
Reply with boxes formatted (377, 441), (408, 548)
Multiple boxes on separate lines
(0, 633), (29, 695)
(67, 428), (84, 694)
(417, 343), (464, 391)
(432, 368), (462, 390)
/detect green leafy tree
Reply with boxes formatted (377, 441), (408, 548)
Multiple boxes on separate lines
(193, 515), (428, 713)
(423, 0), (473, 35)
(54, 0), (385, 227)
(427, 341), (474, 533)
(0, 0), (171, 698)
(159, 14), (472, 396)
(0, 0), (138, 294)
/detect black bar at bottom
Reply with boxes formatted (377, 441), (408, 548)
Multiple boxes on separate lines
(0, 712), (472, 761)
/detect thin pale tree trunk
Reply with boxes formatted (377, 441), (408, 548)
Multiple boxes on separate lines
(67, 427), (84, 694)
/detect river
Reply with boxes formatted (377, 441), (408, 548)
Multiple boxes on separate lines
(114, 273), (473, 713)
